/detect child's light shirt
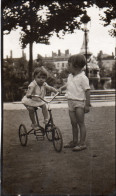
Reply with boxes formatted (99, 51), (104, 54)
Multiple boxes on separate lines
(22, 80), (56, 107)
(66, 71), (90, 101)
(28, 80), (53, 100)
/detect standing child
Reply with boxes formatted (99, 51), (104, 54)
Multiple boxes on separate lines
(59, 54), (90, 151)
(22, 67), (58, 130)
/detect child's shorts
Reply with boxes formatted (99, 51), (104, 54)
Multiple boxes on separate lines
(68, 99), (85, 112)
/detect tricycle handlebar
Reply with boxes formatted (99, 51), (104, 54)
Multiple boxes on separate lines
(31, 92), (59, 103)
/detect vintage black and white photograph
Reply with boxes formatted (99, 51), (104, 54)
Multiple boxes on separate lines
(2, 0), (116, 195)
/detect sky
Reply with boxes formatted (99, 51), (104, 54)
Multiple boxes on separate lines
(3, 6), (116, 60)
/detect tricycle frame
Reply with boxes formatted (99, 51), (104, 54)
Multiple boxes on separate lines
(19, 93), (63, 152)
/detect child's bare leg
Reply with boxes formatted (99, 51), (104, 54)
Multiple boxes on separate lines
(28, 106), (36, 124)
(69, 111), (79, 144)
(41, 104), (48, 123)
(75, 107), (86, 145)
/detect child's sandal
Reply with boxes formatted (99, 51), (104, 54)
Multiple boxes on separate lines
(72, 145), (87, 151)
(64, 141), (77, 148)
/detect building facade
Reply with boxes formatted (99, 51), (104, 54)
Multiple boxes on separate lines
(43, 49), (71, 72)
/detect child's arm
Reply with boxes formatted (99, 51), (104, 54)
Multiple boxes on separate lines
(26, 87), (34, 98)
(84, 89), (90, 113)
(58, 84), (67, 93)
(45, 83), (58, 93)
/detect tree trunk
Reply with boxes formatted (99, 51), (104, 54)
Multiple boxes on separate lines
(28, 42), (33, 82)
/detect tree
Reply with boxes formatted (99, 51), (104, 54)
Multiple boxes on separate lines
(2, 0), (92, 81)
(3, 57), (28, 101)
(33, 56), (59, 88)
(2, 0), (116, 82)
(94, 0), (116, 37)
(111, 61), (116, 89)
(97, 50), (103, 68)
(59, 68), (69, 79)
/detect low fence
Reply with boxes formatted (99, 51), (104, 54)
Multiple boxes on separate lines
(90, 89), (115, 102)
(46, 89), (115, 102)
(10, 89), (115, 104)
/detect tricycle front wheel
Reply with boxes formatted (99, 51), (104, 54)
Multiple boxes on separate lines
(19, 124), (28, 146)
(53, 127), (63, 152)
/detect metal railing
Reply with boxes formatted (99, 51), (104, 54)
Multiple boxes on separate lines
(45, 89), (115, 102)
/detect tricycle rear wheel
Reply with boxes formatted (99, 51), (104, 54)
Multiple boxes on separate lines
(19, 124), (28, 146)
(53, 127), (63, 152)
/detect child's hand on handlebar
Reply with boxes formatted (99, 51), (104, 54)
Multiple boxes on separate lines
(27, 95), (32, 99)
(58, 88), (62, 95)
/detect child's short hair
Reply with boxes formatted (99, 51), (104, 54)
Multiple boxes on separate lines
(33, 66), (48, 78)
(68, 54), (86, 68)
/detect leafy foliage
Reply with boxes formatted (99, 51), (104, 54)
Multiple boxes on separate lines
(94, 0), (116, 37)
(2, 0), (116, 83)
(33, 56), (60, 88)
(3, 58), (28, 101)
(59, 68), (69, 79)
(2, 0), (93, 47)
(2, 0), (93, 81)
(2, 0), (116, 39)
(111, 61), (116, 88)
(97, 50), (103, 68)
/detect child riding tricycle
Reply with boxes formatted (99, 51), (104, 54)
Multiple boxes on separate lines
(19, 67), (63, 152)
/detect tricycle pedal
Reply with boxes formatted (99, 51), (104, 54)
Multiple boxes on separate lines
(36, 136), (44, 141)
